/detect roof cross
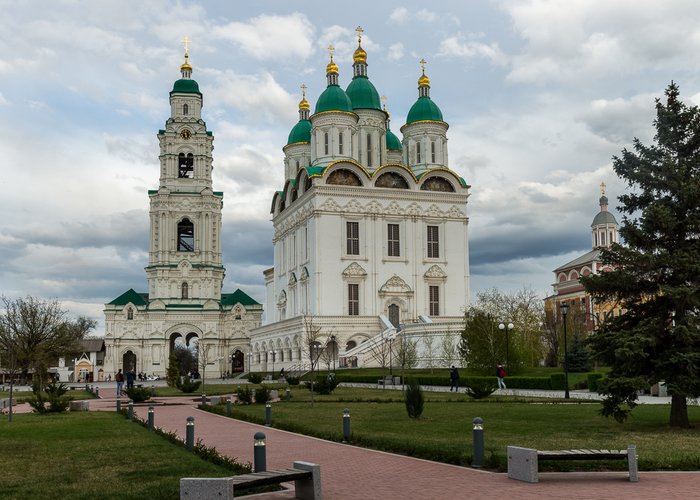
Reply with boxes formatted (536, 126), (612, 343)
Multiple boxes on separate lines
(600, 181), (606, 196)
(328, 44), (335, 60)
(355, 26), (364, 43)
(182, 35), (191, 56)
(419, 58), (427, 73)
(301, 83), (307, 98)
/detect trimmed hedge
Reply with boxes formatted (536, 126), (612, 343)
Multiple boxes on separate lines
(550, 373), (566, 391)
(587, 373), (604, 393)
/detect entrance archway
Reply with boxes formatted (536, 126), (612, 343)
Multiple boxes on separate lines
(123, 351), (136, 373)
(232, 350), (244, 373)
(388, 304), (400, 328)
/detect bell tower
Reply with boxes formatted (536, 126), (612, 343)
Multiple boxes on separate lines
(145, 39), (225, 305)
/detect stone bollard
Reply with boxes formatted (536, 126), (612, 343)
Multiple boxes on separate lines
(85, 383), (89, 392)
(186, 416), (195, 451)
(116, 399), (121, 413)
(265, 401), (272, 427)
(226, 397), (232, 417)
(254, 432), (266, 472)
(95, 387), (100, 398)
(201, 393), (207, 407)
(148, 406), (154, 432)
(343, 408), (351, 442)
(128, 400), (134, 421)
(472, 417), (484, 468)
(151, 385), (156, 397)
(286, 386), (291, 401)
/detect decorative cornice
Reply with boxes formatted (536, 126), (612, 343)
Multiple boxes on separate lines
(379, 274), (413, 295)
(342, 262), (368, 278)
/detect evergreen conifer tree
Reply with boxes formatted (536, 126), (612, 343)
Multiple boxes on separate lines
(582, 83), (700, 427)
(166, 351), (180, 387)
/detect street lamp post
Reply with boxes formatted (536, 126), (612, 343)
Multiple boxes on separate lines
(330, 335), (336, 372)
(560, 302), (570, 399)
(498, 322), (514, 374)
(269, 350), (276, 377)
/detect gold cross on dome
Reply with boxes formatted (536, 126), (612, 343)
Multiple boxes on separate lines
(182, 35), (191, 56)
(301, 83), (307, 98)
(381, 94), (387, 110)
(355, 26), (364, 43)
(419, 58), (427, 73)
(600, 181), (606, 196)
(328, 44), (335, 60)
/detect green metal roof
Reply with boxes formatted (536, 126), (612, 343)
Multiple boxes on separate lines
(287, 119), (311, 145)
(171, 78), (201, 94)
(108, 289), (149, 306)
(346, 76), (381, 110)
(221, 289), (261, 306)
(592, 211), (618, 226)
(305, 165), (327, 177)
(386, 129), (402, 151)
(314, 85), (353, 114)
(406, 96), (443, 124)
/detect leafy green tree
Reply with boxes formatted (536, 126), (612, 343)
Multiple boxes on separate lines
(582, 83), (700, 428)
(459, 308), (503, 374)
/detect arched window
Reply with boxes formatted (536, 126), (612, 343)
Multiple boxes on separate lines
(420, 177), (455, 192)
(324, 132), (329, 155)
(181, 282), (188, 299)
(366, 134), (372, 167)
(183, 103), (189, 115)
(178, 152), (194, 178)
(327, 169), (362, 186)
(375, 172), (409, 189)
(177, 218), (194, 251)
(388, 304), (400, 327)
(127, 307), (133, 320)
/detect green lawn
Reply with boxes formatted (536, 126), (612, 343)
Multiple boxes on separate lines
(0, 412), (239, 499)
(209, 386), (700, 471)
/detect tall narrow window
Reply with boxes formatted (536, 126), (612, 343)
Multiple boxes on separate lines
(127, 307), (133, 320)
(183, 103), (189, 115)
(416, 142), (422, 163)
(181, 282), (188, 299)
(388, 223), (400, 257)
(304, 225), (308, 261)
(427, 225), (439, 258)
(339, 132), (344, 155)
(348, 284), (359, 316)
(431, 141), (436, 163)
(429, 286), (440, 316)
(388, 304), (400, 328)
(178, 153), (194, 178)
(177, 218), (194, 251)
(366, 134), (372, 167)
(346, 221), (359, 255)
(324, 132), (329, 155)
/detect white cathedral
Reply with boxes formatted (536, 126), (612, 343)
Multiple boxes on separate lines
(104, 31), (470, 379)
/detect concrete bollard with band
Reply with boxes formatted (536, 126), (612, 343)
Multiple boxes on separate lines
(472, 417), (484, 468)
(254, 432), (266, 472)
(128, 400), (134, 421)
(265, 401), (272, 426)
(186, 416), (195, 451)
(343, 408), (351, 442)
(148, 406), (154, 432)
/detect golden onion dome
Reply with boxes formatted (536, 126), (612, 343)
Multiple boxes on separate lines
(418, 72), (430, 88)
(353, 45), (367, 64)
(299, 96), (310, 110)
(326, 59), (339, 75)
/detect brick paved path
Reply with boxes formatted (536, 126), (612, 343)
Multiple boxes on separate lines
(11, 388), (699, 499)
(91, 388), (693, 500)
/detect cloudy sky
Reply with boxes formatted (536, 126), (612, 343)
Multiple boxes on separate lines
(2, 0), (699, 334)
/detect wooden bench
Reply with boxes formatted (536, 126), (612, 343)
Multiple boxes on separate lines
(180, 461), (321, 499)
(377, 376), (401, 388)
(507, 445), (638, 483)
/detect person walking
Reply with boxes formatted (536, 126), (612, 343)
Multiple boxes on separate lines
(496, 364), (507, 389)
(126, 370), (135, 390)
(115, 369), (124, 397)
(449, 365), (460, 392)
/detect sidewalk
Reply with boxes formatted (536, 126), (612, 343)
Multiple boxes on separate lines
(85, 387), (695, 499)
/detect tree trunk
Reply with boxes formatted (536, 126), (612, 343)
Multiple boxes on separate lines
(670, 393), (690, 428)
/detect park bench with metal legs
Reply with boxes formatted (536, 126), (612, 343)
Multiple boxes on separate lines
(180, 461), (321, 499)
(507, 445), (638, 483)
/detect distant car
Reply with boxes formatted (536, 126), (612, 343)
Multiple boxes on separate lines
(146, 375), (160, 381)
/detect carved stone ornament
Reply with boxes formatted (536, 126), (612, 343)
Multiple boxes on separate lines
(447, 205), (466, 218)
(318, 198), (342, 212)
(288, 273), (297, 286)
(300, 267), (309, 281)
(277, 290), (287, 307)
(424, 265), (447, 280)
(379, 275), (414, 296)
(342, 262), (367, 277)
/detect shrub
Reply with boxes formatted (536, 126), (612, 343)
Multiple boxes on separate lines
(254, 385), (271, 404)
(464, 378), (497, 399)
(550, 373), (566, 391)
(587, 373), (604, 392)
(125, 386), (152, 403)
(247, 372), (264, 384)
(307, 374), (339, 395)
(28, 382), (71, 413)
(285, 376), (300, 386)
(176, 376), (201, 394)
(404, 378), (424, 419)
(236, 386), (253, 404)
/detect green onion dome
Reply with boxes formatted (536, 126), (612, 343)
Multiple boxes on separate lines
(314, 85), (353, 114)
(172, 78), (201, 94)
(386, 129), (402, 151)
(346, 76), (382, 110)
(406, 96), (443, 123)
(287, 119), (311, 145)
